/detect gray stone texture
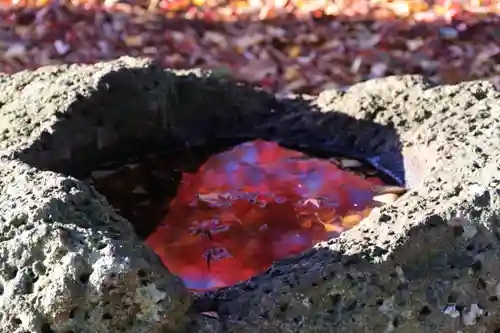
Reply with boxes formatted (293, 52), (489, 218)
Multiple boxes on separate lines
(0, 57), (499, 332)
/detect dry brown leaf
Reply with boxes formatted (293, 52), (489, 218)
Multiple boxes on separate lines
(233, 59), (277, 82)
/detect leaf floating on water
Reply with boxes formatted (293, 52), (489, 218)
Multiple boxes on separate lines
(302, 198), (321, 208)
(132, 185), (148, 194)
(91, 170), (119, 180)
(125, 163), (140, 169)
(200, 311), (220, 320)
(197, 192), (222, 205)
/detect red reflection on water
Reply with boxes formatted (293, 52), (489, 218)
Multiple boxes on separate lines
(145, 139), (384, 291)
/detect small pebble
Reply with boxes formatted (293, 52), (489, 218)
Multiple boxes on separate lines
(339, 158), (362, 168)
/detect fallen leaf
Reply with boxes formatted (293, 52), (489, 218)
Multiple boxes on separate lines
(233, 59), (277, 82)
(4, 43), (26, 58)
(288, 45), (301, 58)
(123, 35), (143, 47)
(200, 311), (220, 319)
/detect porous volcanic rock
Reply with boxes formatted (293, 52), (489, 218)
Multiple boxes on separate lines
(0, 57), (500, 333)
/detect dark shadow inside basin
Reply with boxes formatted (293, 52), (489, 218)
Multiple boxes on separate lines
(79, 138), (403, 240)
(82, 141), (243, 239)
(11, 62), (411, 294)
(13, 65), (407, 190)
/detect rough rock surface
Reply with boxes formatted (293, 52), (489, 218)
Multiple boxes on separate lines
(0, 57), (500, 333)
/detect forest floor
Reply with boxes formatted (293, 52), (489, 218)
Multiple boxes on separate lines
(1, 0), (499, 94)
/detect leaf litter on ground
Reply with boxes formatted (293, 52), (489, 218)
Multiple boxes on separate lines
(0, 0), (499, 94)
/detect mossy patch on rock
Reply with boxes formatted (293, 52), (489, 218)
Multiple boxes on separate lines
(0, 57), (500, 332)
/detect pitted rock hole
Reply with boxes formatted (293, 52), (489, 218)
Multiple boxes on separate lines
(86, 139), (405, 291)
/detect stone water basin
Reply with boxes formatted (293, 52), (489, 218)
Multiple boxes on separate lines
(0, 57), (499, 333)
(87, 139), (404, 292)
